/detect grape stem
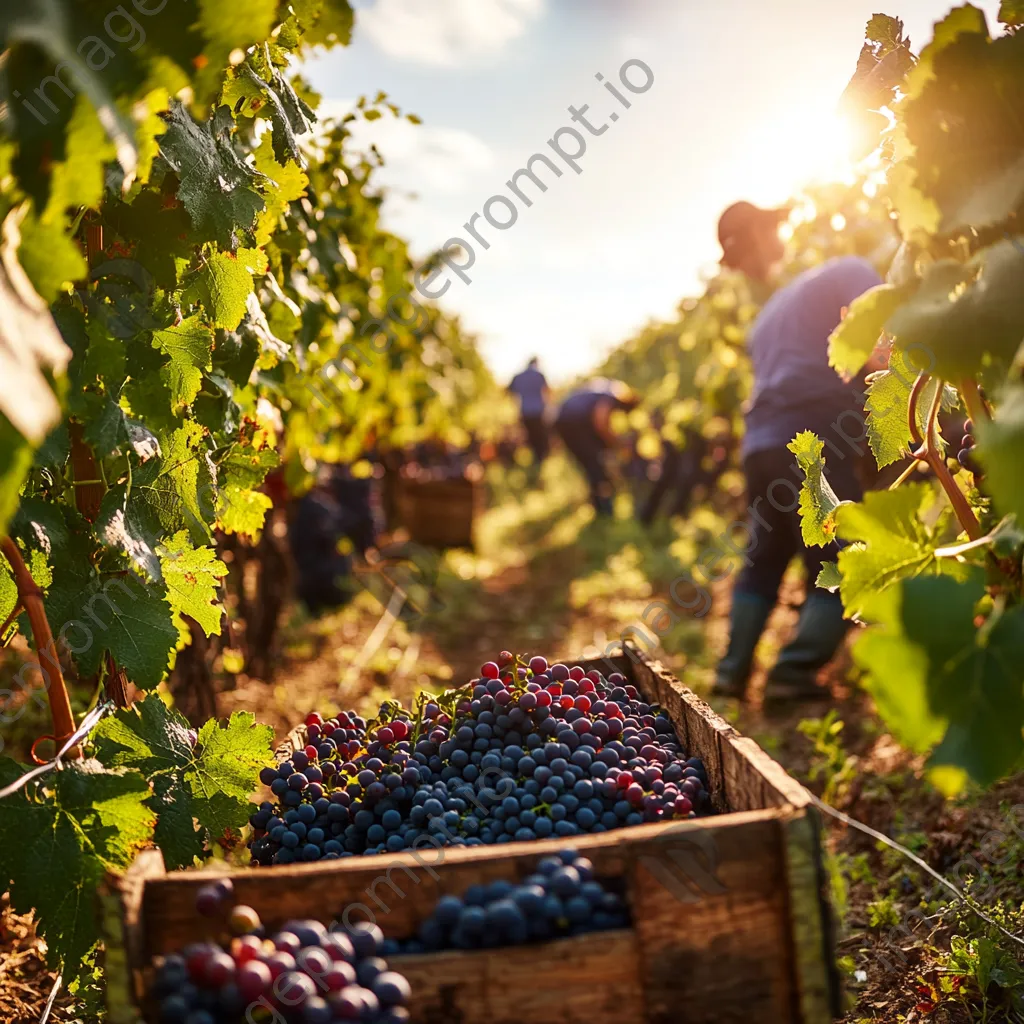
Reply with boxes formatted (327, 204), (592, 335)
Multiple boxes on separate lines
(925, 382), (983, 541)
(0, 537), (79, 753)
(895, 374), (982, 539)
(907, 372), (929, 448)
(959, 377), (990, 426)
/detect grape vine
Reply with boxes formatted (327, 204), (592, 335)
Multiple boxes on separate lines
(0, 0), (502, 989)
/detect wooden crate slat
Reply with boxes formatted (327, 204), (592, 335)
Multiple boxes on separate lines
(394, 930), (646, 1024)
(138, 811), (782, 958)
(627, 813), (793, 1024)
(782, 809), (842, 1022)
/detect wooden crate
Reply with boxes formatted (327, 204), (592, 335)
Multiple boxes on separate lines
(117, 650), (840, 1024)
(394, 476), (481, 550)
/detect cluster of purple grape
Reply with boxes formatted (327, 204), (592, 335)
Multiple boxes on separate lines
(383, 848), (628, 954)
(958, 419), (984, 483)
(150, 880), (411, 1023)
(248, 654), (710, 865)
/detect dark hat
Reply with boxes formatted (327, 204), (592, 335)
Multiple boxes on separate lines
(717, 202), (789, 266)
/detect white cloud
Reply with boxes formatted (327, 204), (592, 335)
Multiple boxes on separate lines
(357, 0), (544, 67)
(318, 100), (494, 194)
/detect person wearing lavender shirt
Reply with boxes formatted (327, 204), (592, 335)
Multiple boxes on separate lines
(509, 357), (551, 467)
(712, 201), (883, 701)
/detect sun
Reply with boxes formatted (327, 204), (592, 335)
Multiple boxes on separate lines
(740, 99), (863, 206)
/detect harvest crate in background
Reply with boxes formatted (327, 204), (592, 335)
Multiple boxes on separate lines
(117, 650), (840, 1024)
(393, 476), (482, 550)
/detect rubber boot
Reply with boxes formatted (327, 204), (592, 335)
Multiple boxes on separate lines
(712, 592), (773, 699)
(764, 592), (849, 701)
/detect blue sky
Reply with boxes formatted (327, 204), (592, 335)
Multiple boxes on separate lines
(302, 0), (1003, 385)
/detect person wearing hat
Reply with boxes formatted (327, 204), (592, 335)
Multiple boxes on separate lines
(713, 201), (882, 701)
(555, 378), (639, 516)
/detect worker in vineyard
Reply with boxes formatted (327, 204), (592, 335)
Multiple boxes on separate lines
(713, 201), (882, 701)
(509, 357), (551, 470)
(555, 379), (639, 516)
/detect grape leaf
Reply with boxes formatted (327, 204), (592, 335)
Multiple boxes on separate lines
(16, 211), (87, 305)
(152, 316), (214, 410)
(216, 443), (278, 536)
(854, 573), (1024, 786)
(77, 573), (177, 687)
(977, 383), (1024, 524)
(150, 420), (216, 545)
(828, 282), (915, 378)
(198, 0), (278, 67)
(816, 561), (842, 592)
(189, 710), (275, 802)
(157, 102), (266, 249)
(93, 695), (273, 869)
(237, 63), (314, 166)
(0, 758), (155, 977)
(293, 0), (355, 47)
(253, 136), (309, 246)
(188, 249), (268, 331)
(83, 398), (133, 459)
(95, 485), (162, 582)
(901, 13), (1024, 234)
(834, 483), (971, 619)
(0, 415), (36, 539)
(886, 239), (1024, 379)
(864, 349), (960, 468)
(788, 431), (844, 546)
(157, 530), (227, 639)
(45, 96), (115, 221)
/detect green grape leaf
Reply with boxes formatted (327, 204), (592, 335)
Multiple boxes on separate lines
(83, 398), (133, 459)
(95, 484), (162, 582)
(253, 136), (309, 246)
(865, 349), (960, 468)
(198, 0), (279, 71)
(828, 282), (915, 378)
(16, 212), (87, 304)
(0, 415), (36, 538)
(152, 316), (214, 410)
(94, 695), (273, 869)
(150, 774), (206, 870)
(157, 102), (266, 249)
(216, 442), (278, 536)
(854, 573), (1024, 786)
(886, 240), (1024, 379)
(92, 692), (194, 776)
(147, 420), (216, 545)
(84, 574), (177, 687)
(45, 97), (115, 221)
(157, 530), (227, 639)
(852, 586), (949, 755)
(293, 0), (355, 47)
(788, 431), (844, 546)
(834, 483), (971, 619)
(977, 384), (1024, 523)
(189, 710), (275, 804)
(237, 63), (314, 166)
(1000, 0), (1024, 24)
(0, 758), (154, 978)
(901, 13), (1024, 234)
(188, 248), (268, 330)
(816, 561), (842, 592)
